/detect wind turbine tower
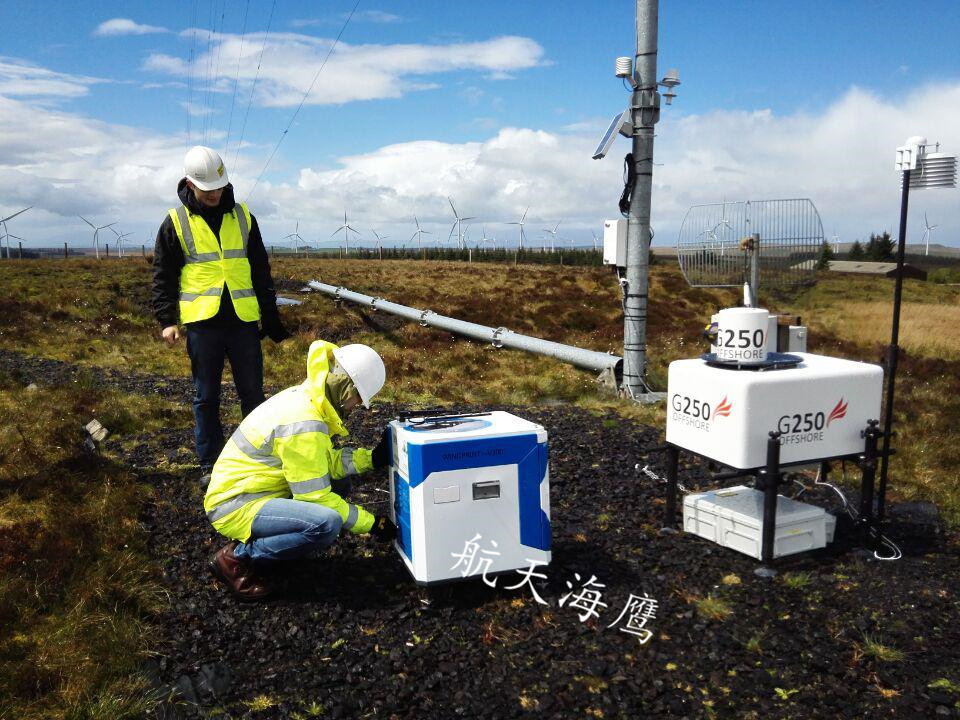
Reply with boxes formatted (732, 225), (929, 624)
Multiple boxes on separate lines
(543, 221), (562, 252)
(332, 211), (359, 254)
(111, 227), (134, 258)
(1, 206), (31, 259)
(507, 207), (529, 250)
(79, 216), (117, 260)
(922, 213), (938, 256)
(410, 216), (432, 248)
(284, 220), (305, 255)
(446, 196), (475, 250)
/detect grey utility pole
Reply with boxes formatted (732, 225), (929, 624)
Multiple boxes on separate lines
(622, 0), (660, 397)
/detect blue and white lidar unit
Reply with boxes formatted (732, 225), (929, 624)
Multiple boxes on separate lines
(387, 411), (551, 585)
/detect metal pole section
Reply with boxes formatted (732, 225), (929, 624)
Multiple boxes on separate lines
(877, 170), (910, 520)
(623, 0), (659, 397)
(747, 233), (760, 307)
(760, 431), (782, 565)
(308, 280), (622, 375)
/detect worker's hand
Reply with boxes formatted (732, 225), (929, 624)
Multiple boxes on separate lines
(161, 325), (181, 345)
(369, 515), (397, 543)
(371, 432), (391, 469)
(259, 314), (291, 343)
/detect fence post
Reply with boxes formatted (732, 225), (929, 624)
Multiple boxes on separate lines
(18, 242), (23, 259)
(105, 243), (109, 258)
(142, 244), (146, 258)
(64, 242), (68, 259)
(379, 245), (382, 261)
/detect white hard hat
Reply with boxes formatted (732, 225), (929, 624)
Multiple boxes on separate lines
(332, 344), (386, 408)
(183, 145), (229, 191)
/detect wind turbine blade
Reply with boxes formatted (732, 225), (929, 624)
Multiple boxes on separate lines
(520, 207), (528, 222)
(101, 222), (117, 230)
(78, 215), (96, 229)
(462, 216), (476, 221)
(422, 228), (433, 235)
(1, 206), (32, 223)
(447, 196), (457, 216)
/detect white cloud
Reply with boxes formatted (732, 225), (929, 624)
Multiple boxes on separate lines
(292, 10), (402, 28)
(94, 18), (169, 37)
(0, 58), (102, 99)
(144, 32), (546, 107)
(0, 55), (958, 252)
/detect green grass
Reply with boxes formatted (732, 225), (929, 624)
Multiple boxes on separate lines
(859, 635), (906, 662)
(695, 595), (733, 622)
(781, 571), (813, 589)
(0, 373), (167, 719)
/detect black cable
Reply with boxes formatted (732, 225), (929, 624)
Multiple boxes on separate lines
(619, 152), (635, 216)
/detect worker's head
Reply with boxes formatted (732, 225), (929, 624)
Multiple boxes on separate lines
(325, 369), (364, 420)
(331, 344), (386, 409)
(183, 145), (228, 207)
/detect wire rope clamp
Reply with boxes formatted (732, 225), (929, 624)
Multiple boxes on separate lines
(491, 327), (507, 349)
(418, 310), (431, 327)
(371, 297), (382, 312)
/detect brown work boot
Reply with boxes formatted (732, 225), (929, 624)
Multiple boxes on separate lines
(208, 541), (275, 601)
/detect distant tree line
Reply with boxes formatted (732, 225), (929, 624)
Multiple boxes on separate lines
(813, 231), (897, 270)
(847, 232), (896, 261)
(332, 246), (651, 267)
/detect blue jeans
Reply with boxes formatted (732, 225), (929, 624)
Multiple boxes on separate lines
(186, 321), (265, 466)
(234, 499), (343, 564)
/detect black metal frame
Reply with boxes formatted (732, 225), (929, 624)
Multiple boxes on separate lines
(661, 420), (889, 564)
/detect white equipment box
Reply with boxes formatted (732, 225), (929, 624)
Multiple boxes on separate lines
(684, 486), (836, 560)
(388, 411), (551, 585)
(603, 219), (627, 266)
(667, 352), (883, 469)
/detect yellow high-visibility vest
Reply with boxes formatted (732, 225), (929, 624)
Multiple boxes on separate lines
(169, 202), (261, 324)
(204, 340), (376, 541)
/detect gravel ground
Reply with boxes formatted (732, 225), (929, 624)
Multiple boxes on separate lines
(3, 350), (959, 719)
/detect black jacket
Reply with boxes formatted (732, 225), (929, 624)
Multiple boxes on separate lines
(151, 179), (282, 331)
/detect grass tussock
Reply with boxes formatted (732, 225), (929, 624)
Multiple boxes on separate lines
(0, 374), (164, 719)
(695, 595), (734, 622)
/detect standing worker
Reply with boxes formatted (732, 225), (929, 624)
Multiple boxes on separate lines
(205, 339), (395, 600)
(152, 146), (290, 483)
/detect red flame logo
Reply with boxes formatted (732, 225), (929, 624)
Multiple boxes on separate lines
(827, 397), (848, 426)
(714, 395), (732, 418)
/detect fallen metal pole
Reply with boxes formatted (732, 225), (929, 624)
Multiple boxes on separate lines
(308, 280), (622, 375)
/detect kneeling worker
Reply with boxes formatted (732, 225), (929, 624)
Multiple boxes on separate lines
(204, 339), (395, 600)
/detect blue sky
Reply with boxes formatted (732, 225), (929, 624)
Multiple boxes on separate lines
(1, 1), (959, 249)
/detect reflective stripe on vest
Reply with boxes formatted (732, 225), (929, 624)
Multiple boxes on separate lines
(344, 503), (360, 530)
(341, 448), (357, 476)
(289, 474), (332, 495)
(180, 287), (223, 302)
(206, 490), (279, 523)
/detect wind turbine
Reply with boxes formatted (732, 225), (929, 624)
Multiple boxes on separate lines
(507, 206), (529, 250)
(332, 211), (359, 254)
(921, 213), (938, 256)
(480, 224), (494, 249)
(446, 196), (475, 250)
(591, 230), (600, 252)
(710, 200), (733, 255)
(78, 216), (117, 259)
(284, 220), (305, 255)
(1, 206), (31, 259)
(410, 216), (432, 248)
(543, 221), (561, 252)
(110, 227), (133, 258)
(371, 229), (389, 246)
